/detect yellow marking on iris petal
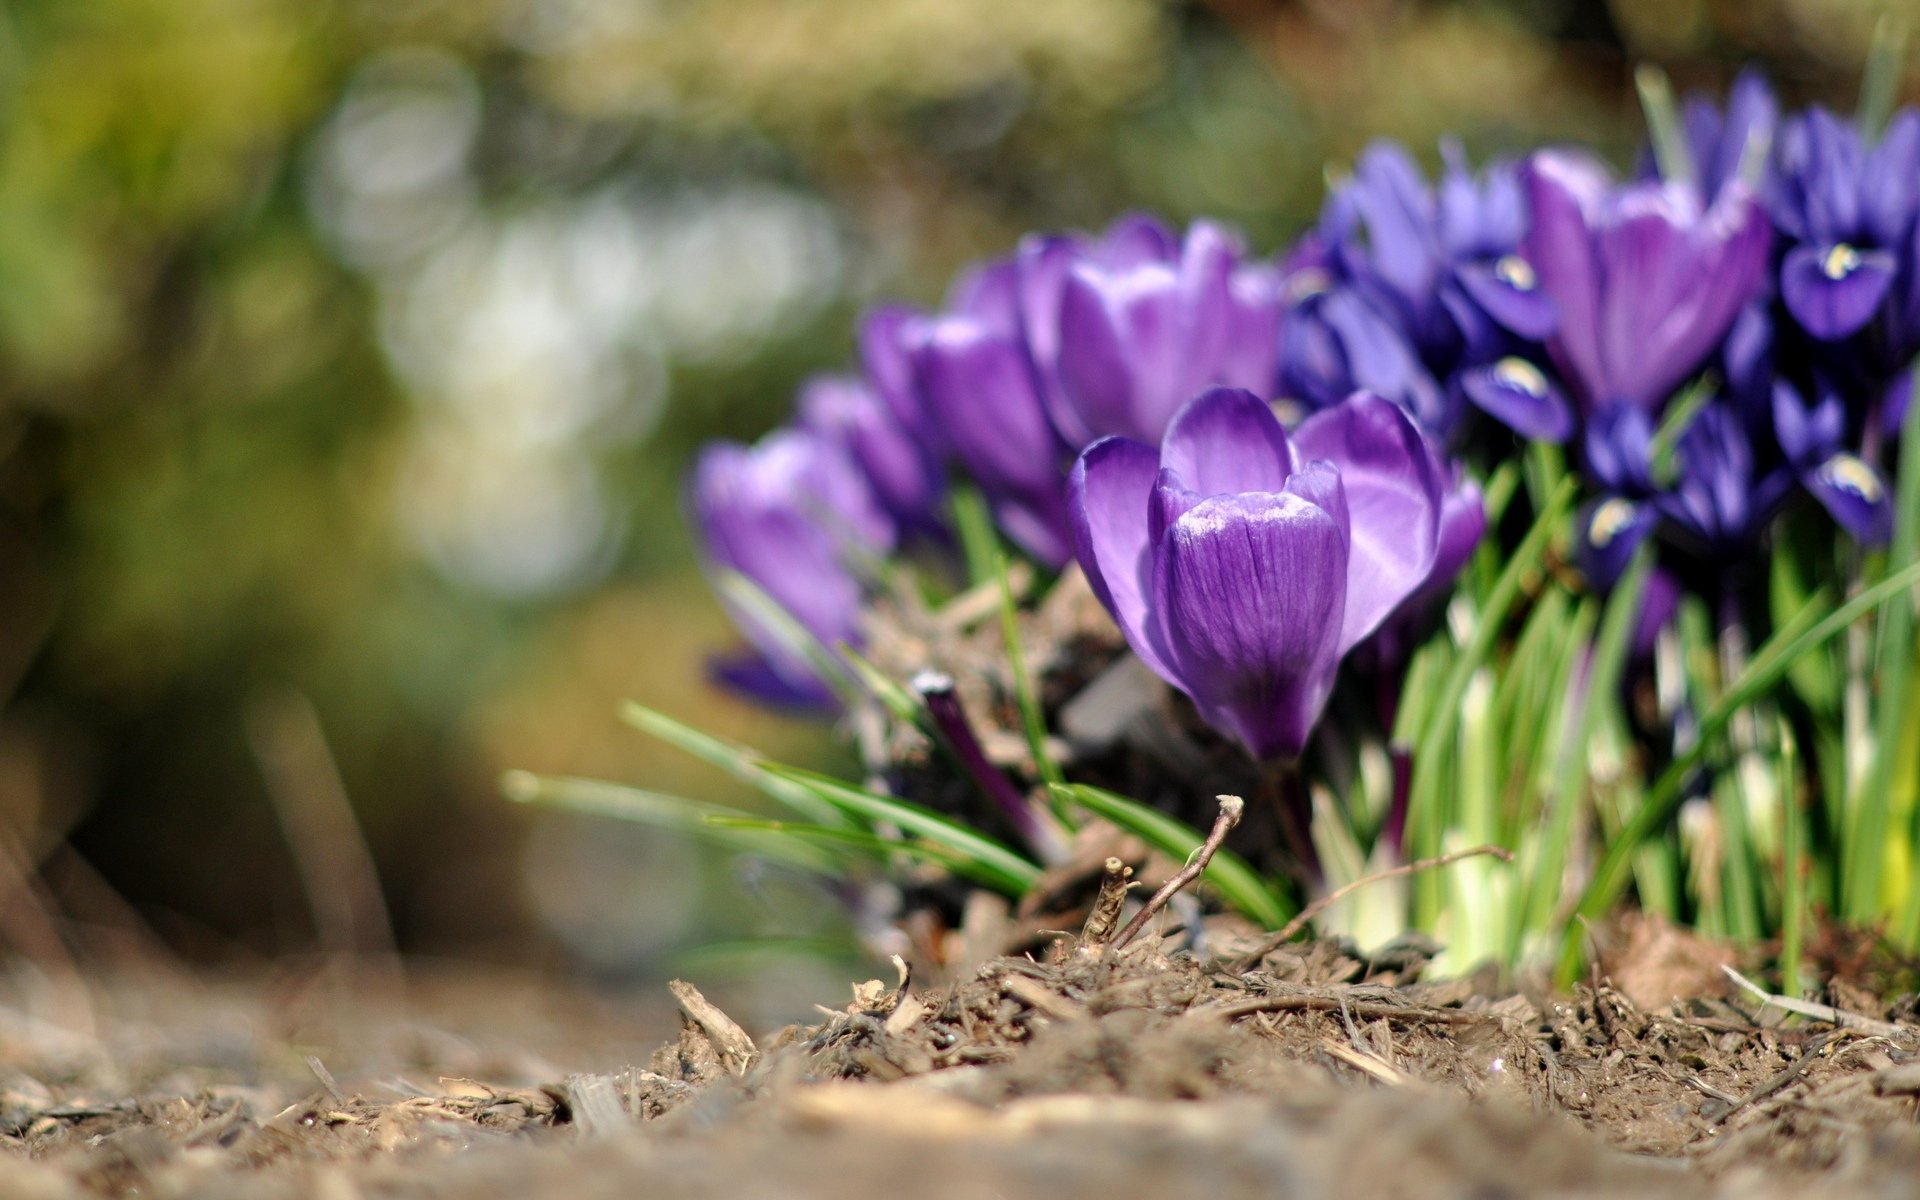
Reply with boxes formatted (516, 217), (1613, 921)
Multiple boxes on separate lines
(1493, 356), (1549, 397)
(1494, 254), (1537, 290)
(1822, 243), (1862, 280)
(1284, 267), (1332, 304)
(1818, 453), (1883, 502)
(1589, 497), (1639, 548)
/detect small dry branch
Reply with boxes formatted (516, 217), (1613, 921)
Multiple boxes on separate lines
(1111, 795), (1243, 952)
(1077, 857), (1135, 952)
(1230, 844), (1514, 969)
(667, 979), (760, 1073)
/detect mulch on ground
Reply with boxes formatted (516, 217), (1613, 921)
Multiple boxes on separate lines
(4, 922), (1920, 1199)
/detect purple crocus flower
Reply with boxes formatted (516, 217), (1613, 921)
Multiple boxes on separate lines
(1278, 276), (1450, 430)
(689, 426), (893, 709)
(1331, 140), (1556, 355)
(1767, 107), (1920, 343)
(1021, 215), (1282, 446)
(1667, 67), (1779, 203)
(1523, 150), (1772, 415)
(1320, 140), (1570, 441)
(797, 373), (945, 537)
(1655, 400), (1794, 563)
(1068, 387), (1446, 760)
(1771, 380), (1894, 542)
(860, 260), (1075, 566)
(908, 260), (1076, 565)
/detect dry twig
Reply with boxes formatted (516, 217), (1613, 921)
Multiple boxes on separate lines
(1111, 796), (1243, 951)
(1720, 966), (1908, 1038)
(667, 980), (759, 1073)
(1229, 844), (1514, 968)
(1077, 857), (1134, 952)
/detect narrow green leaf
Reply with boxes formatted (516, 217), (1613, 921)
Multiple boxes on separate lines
(1636, 63), (1698, 190)
(1051, 782), (1293, 928)
(761, 764), (1042, 894)
(1774, 714), (1804, 998)
(620, 702), (850, 828)
(995, 550), (1066, 791)
(1561, 558), (1920, 981)
(1648, 376), (1715, 487)
(1860, 13), (1909, 142)
(1407, 477), (1578, 865)
(1524, 549), (1651, 938)
(701, 814), (971, 873)
(1874, 381), (1920, 931)
(500, 771), (845, 874)
(840, 646), (931, 732)
(714, 569), (861, 704)
(950, 484), (1001, 590)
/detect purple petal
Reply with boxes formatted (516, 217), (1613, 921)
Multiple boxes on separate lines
(1452, 256), (1558, 341)
(912, 321), (1071, 564)
(1804, 452), (1893, 544)
(1458, 356), (1575, 442)
(1099, 212), (1180, 264)
(1523, 152), (1610, 407)
(1780, 241), (1896, 341)
(1577, 495), (1657, 589)
(857, 306), (936, 445)
(798, 374), (943, 530)
(1291, 393), (1444, 653)
(1055, 264), (1143, 445)
(1155, 492), (1350, 760)
(708, 649), (838, 712)
(1160, 386), (1296, 495)
(1222, 260), (1283, 398)
(1349, 141), (1441, 311)
(1432, 473), (1487, 585)
(1069, 436), (1175, 676)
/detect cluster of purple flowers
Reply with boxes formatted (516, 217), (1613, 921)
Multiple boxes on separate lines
(689, 68), (1911, 761)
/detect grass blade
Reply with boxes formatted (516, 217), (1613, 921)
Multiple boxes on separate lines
(621, 702), (851, 828)
(1051, 782), (1293, 928)
(1852, 389), (1920, 923)
(760, 764), (1041, 894)
(996, 549), (1066, 791)
(500, 771), (846, 874)
(714, 569), (861, 705)
(701, 814), (973, 874)
(1407, 477), (1578, 869)
(1561, 558), (1920, 981)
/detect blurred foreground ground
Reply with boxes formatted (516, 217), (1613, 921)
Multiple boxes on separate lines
(3, 938), (1920, 1198)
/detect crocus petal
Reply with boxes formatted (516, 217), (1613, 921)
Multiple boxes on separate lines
(1069, 436), (1174, 677)
(1160, 386), (1297, 495)
(708, 649), (838, 712)
(1155, 492), (1350, 760)
(1804, 452), (1893, 544)
(1349, 141), (1441, 312)
(1577, 495), (1657, 589)
(1523, 152), (1610, 406)
(912, 321), (1071, 564)
(1291, 393), (1444, 653)
(1458, 356), (1575, 442)
(858, 306), (936, 445)
(1055, 265), (1144, 445)
(1433, 474), (1487, 585)
(798, 374), (943, 531)
(1780, 241), (1897, 341)
(1222, 261), (1283, 398)
(1452, 257), (1558, 341)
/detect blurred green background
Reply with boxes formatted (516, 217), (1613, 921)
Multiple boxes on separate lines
(0, 0), (1904, 976)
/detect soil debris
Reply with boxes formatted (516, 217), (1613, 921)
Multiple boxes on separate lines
(5, 943), (1920, 1197)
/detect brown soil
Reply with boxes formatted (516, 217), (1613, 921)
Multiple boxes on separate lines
(4, 930), (1920, 1199)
